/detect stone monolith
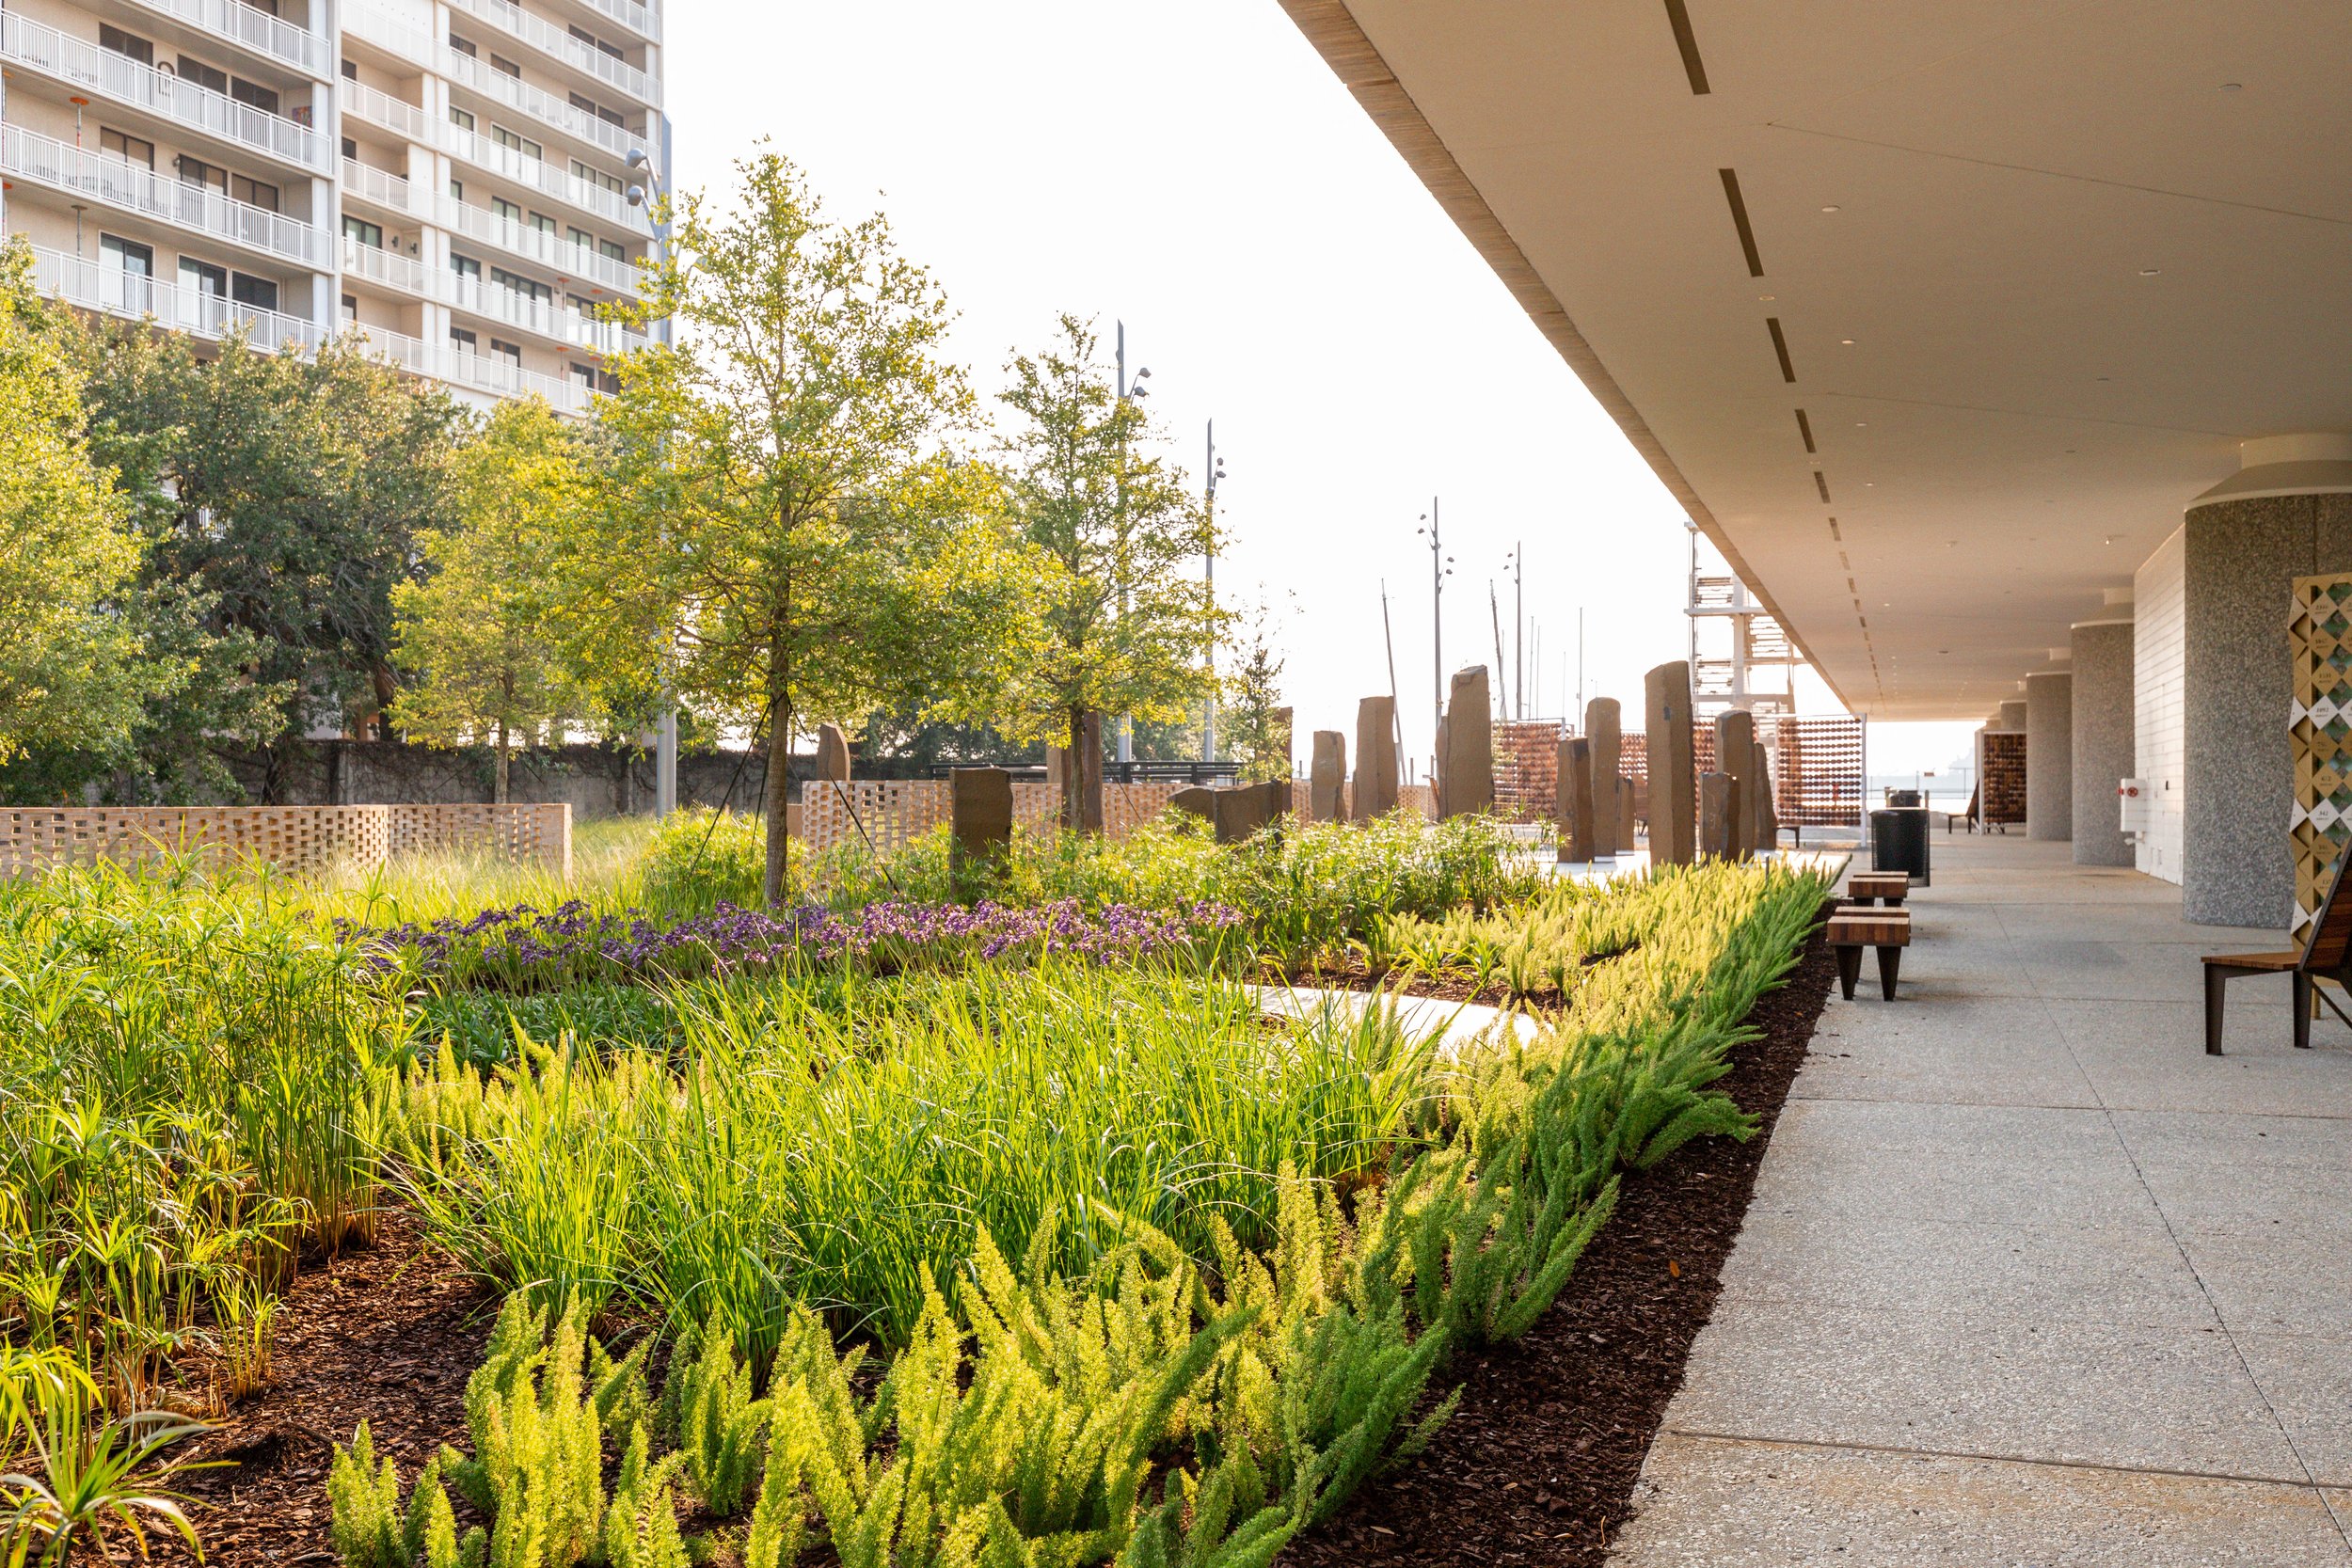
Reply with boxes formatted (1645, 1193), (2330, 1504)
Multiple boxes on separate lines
(1438, 667), (1493, 819)
(1585, 698), (1622, 855)
(1310, 731), (1347, 823)
(1556, 736), (1597, 863)
(1645, 661), (1697, 865)
(1352, 697), (1399, 821)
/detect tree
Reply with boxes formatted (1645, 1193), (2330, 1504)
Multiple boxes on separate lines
(73, 320), (462, 797)
(0, 241), (151, 765)
(993, 315), (1228, 827)
(588, 147), (1036, 903)
(392, 400), (591, 802)
(1222, 595), (1294, 784)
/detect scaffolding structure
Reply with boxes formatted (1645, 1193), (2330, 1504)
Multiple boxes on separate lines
(1687, 524), (1802, 717)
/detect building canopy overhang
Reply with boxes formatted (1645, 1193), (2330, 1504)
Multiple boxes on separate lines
(1279, 0), (2352, 717)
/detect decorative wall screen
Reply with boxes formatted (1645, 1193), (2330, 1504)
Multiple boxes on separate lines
(2289, 575), (2352, 937)
(1979, 732), (2027, 828)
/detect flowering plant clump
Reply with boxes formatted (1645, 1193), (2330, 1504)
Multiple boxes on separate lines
(344, 895), (1248, 990)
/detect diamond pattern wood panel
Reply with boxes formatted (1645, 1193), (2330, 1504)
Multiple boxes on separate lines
(2290, 575), (2352, 936)
(0, 805), (569, 879)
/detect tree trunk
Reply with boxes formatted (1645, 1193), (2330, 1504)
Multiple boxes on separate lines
(763, 687), (794, 907)
(494, 720), (511, 804)
(1062, 706), (1084, 831)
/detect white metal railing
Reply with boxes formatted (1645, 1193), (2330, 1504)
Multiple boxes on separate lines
(566, 0), (657, 45)
(439, 40), (657, 167)
(32, 242), (328, 350)
(4, 124), (329, 266)
(340, 76), (427, 141)
(441, 123), (644, 230)
(358, 322), (596, 412)
(119, 0), (331, 77)
(341, 155), (414, 214)
(436, 193), (640, 293)
(0, 11), (328, 171)
(340, 232), (637, 353)
(340, 0), (431, 66)
(442, 0), (660, 106)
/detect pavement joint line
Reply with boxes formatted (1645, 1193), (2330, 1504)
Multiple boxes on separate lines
(1788, 1091), (2352, 1119)
(1659, 1426), (2331, 1493)
(2028, 915), (2352, 1557)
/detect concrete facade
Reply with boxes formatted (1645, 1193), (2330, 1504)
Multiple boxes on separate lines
(2026, 673), (2074, 843)
(2182, 493), (2352, 926)
(2072, 620), (2136, 866)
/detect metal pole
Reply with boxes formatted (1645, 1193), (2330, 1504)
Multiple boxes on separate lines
(1488, 582), (1507, 719)
(1202, 418), (1217, 763)
(1115, 322), (1132, 768)
(1380, 580), (1405, 773)
(1431, 497), (1443, 736)
(1513, 541), (1524, 721)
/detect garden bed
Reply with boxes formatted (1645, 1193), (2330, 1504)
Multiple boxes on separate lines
(141, 906), (1835, 1566)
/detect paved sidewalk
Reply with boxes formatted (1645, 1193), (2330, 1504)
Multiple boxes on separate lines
(1610, 834), (2352, 1566)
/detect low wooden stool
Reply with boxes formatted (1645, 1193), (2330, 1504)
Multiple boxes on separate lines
(1828, 908), (1912, 1000)
(1847, 871), (1910, 907)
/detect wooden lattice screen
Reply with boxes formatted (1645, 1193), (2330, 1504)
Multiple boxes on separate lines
(2289, 575), (2352, 936)
(1620, 714), (1863, 829)
(1979, 732), (2027, 827)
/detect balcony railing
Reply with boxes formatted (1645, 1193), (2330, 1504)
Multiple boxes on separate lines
(340, 233), (639, 354)
(32, 241), (328, 350)
(436, 194), (641, 293)
(358, 322), (595, 412)
(118, 0), (331, 78)
(339, 75), (427, 142)
(564, 0), (658, 46)
(4, 123), (329, 266)
(341, 155), (414, 214)
(442, 0), (660, 106)
(440, 40), (658, 167)
(442, 124), (644, 230)
(0, 11), (329, 172)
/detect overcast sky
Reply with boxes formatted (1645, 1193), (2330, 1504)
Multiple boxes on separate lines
(666, 0), (1972, 777)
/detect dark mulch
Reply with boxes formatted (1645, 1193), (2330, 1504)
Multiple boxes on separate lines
(151, 1210), (498, 1565)
(1277, 910), (1836, 1568)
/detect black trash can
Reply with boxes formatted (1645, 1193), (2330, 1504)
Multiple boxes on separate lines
(1870, 808), (1931, 886)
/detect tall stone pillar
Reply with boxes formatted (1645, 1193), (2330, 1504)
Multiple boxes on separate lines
(1438, 668), (1493, 818)
(1584, 698), (1622, 855)
(2182, 438), (2352, 924)
(815, 723), (851, 781)
(1556, 736), (1597, 863)
(1076, 710), (1104, 833)
(1750, 735), (1779, 851)
(2026, 672), (2074, 842)
(1697, 773), (1733, 859)
(1309, 731), (1347, 822)
(2071, 619), (2137, 866)
(1714, 710), (1756, 860)
(1997, 700), (2027, 733)
(949, 767), (1012, 889)
(1352, 697), (1399, 820)
(1645, 661), (1697, 865)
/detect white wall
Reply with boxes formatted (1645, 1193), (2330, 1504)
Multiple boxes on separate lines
(2135, 525), (2186, 882)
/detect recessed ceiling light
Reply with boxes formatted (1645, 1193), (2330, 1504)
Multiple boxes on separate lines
(1855, 420), (1867, 427)
(1820, 204), (1841, 213)
(2140, 267), (2161, 277)
(2220, 81), (2242, 91)
(1840, 339), (1855, 345)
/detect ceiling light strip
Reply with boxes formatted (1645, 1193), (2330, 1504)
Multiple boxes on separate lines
(1718, 168), (1764, 277)
(1766, 317), (1796, 383)
(1663, 0), (1710, 94)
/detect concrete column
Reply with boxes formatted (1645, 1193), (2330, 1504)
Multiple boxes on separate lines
(2182, 475), (2352, 925)
(1584, 697), (1622, 854)
(2071, 620), (2136, 866)
(2026, 673), (2074, 841)
(1997, 700), (2027, 733)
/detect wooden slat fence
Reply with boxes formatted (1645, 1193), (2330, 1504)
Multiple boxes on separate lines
(0, 804), (571, 879)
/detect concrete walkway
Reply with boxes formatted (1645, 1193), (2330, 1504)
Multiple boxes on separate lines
(1610, 833), (2352, 1566)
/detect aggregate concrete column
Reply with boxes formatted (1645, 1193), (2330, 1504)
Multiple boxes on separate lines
(1997, 700), (2027, 733)
(1645, 661), (1697, 865)
(2183, 483), (2352, 925)
(2071, 620), (2137, 866)
(2026, 673), (2074, 841)
(1584, 698), (1623, 854)
(1352, 697), (1398, 820)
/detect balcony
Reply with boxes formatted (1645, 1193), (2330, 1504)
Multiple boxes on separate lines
(32, 240), (327, 350)
(339, 75), (427, 143)
(356, 322), (595, 413)
(442, 123), (646, 231)
(436, 194), (640, 294)
(340, 232), (639, 354)
(115, 0), (331, 78)
(4, 123), (329, 267)
(1, 10), (329, 173)
(560, 0), (658, 47)
(341, 155), (415, 215)
(442, 0), (660, 107)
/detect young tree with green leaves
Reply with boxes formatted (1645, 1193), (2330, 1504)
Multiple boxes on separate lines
(993, 314), (1228, 828)
(1223, 595), (1294, 784)
(392, 399), (590, 803)
(589, 147), (1038, 903)
(0, 241), (153, 766)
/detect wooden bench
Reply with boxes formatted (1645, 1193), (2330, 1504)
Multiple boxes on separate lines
(2202, 846), (2352, 1054)
(1827, 908), (1911, 1001)
(1847, 871), (1910, 907)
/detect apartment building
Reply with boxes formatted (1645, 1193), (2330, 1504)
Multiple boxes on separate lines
(0, 0), (665, 416)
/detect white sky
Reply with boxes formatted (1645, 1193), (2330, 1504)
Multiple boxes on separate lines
(666, 0), (1973, 779)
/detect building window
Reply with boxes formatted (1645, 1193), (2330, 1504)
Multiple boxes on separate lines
(568, 24), (622, 60)
(451, 325), (479, 353)
(342, 59), (358, 80)
(98, 24), (155, 66)
(572, 160), (622, 197)
(342, 215), (384, 247)
(571, 361), (618, 394)
(176, 55), (230, 95)
(493, 126), (542, 161)
(230, 78), (279, 115)
(231, 273), (278, 311)
(177, 155), (227, 191)
(101, 129), (156, 168)
(450, 106), (477, 134)
(492, 267), (551, 304)
(450, 179), (465, 201)
(490, 54), (520, 79)
(568, 226), (594, 250)
(99, 234), (154, 311)
(341, 136), (358, 161)
(492, 196), (522, 224)
(231, 175), (279, 213)
(451, 253), (482, 280)
(599, 238), (626, 264)
(529, 212), (557, 236)
(489, 338), (522, 367)
(180, 258), (227, 297)
(449, 33), (476, 56)
(342, 293), (358, 323)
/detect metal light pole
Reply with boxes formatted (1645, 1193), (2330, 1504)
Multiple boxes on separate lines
(626, 150), (678, 817)
(1415, 499), (1453, 738)
(1201, 420), (1226, 763)
(1505, 542), (1524, 720)
(1113, 321), (1152, 768)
